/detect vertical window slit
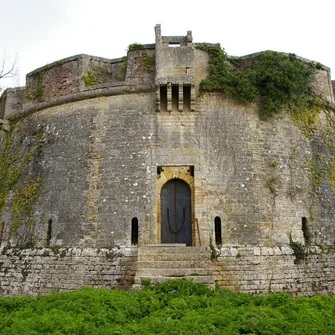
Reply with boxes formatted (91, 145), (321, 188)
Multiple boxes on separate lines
(160, 85), (167, 111)
(131, 217), (139, 245)
(172, 85), (179, 111)
(0, 222), (4, 247)
(214, 216), (222, 246)
(46, 219), (52, 247)
(302, 217), (310, 244)
(183, 85), (191, 111)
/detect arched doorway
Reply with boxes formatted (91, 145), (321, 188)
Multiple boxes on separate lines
(161, 179), (192, 246)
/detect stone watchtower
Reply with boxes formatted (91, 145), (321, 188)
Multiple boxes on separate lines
(155, 24), (196, 112)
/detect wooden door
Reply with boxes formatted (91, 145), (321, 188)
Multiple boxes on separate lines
(161, 179), (192, 246)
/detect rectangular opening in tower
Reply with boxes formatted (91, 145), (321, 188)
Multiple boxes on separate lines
(168, 43), (180, 48)
(160, 85), (167, 111)
(183, 85), (191, 111)
(172, 85), (179, 111)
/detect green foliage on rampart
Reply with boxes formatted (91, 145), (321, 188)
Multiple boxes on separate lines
(128, 43), (144, 52)
(82, 72), (99, 87)
(197, 44), (318, 117)
(0, 280), (334, 334)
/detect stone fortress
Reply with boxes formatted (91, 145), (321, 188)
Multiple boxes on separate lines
(0, 25), (335, 296)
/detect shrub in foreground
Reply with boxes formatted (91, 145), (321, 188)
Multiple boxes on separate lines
(0, 280), (334, 334)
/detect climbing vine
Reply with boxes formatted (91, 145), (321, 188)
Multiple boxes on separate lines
(26, 72), (44, 100)
(0, 120), (47, 245)
(0, 122), (22, 211)
(10, 177), (45, 238)
(196, 43), (318, 117)
(291, 107), (335, 196)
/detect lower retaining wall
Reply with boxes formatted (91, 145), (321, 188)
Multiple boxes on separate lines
(0, 245), (334, 297)
(212, 246), (335, 296)
(0, 247), (137, 296)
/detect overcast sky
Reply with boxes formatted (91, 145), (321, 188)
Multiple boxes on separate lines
(1, 0), (335, 88)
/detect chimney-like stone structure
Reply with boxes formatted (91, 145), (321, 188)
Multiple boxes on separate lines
(155, 24), (195, 112)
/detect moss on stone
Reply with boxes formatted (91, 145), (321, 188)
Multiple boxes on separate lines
(289, 101), (321, 138)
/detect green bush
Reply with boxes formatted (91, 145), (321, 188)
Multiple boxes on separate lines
(0, 280), (334, 334)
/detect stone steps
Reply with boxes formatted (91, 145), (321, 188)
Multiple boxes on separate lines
(138, 245), (208, 255)
(136, 267), (212, 277)
(138, 253), (210, 261)
(137, 260), (211, 269)
(133, 245), (215, 289)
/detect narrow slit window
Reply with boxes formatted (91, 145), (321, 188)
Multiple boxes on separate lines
(302, 217), (311, 244)
(0, 222), (4, 247)
(131, 217), (139, 245)
(214, 216), (222, 246)
(183, 85), (191, 110)
(160, 85), (167, 111)
(46, 219), (52, 247)
(172, 85), (179, 111)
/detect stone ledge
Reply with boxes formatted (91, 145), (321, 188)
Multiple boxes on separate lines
(20, 83), (155, 117)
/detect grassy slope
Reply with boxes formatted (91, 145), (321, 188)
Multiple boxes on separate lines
(0, 280), (335, 335)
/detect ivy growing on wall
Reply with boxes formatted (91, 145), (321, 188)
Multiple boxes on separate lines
(0, 120), (47, 245)
(196, 43), (318, 117)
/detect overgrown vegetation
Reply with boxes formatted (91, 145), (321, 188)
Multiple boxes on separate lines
(0, 121), (47, 244)
(196, 44), (319, 117)
(26, 72), (44, 100)
(117, 56), (128, 80)
(128, 43), (144, 52)
(0, 280), (334, 334)
(82, 72), (99, 87)
(291, 107), (335, 196)
(289, 233), (308, 264)
(140, 52), (155, 71)
(209, 237), (221, 259)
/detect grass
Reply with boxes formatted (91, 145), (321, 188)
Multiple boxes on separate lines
(0, 280), (334, 334)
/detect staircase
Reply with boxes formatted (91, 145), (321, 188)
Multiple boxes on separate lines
(133, 244), (215, 289)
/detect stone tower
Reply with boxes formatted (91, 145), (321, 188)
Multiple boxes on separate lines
(0, 25), (335, 296)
